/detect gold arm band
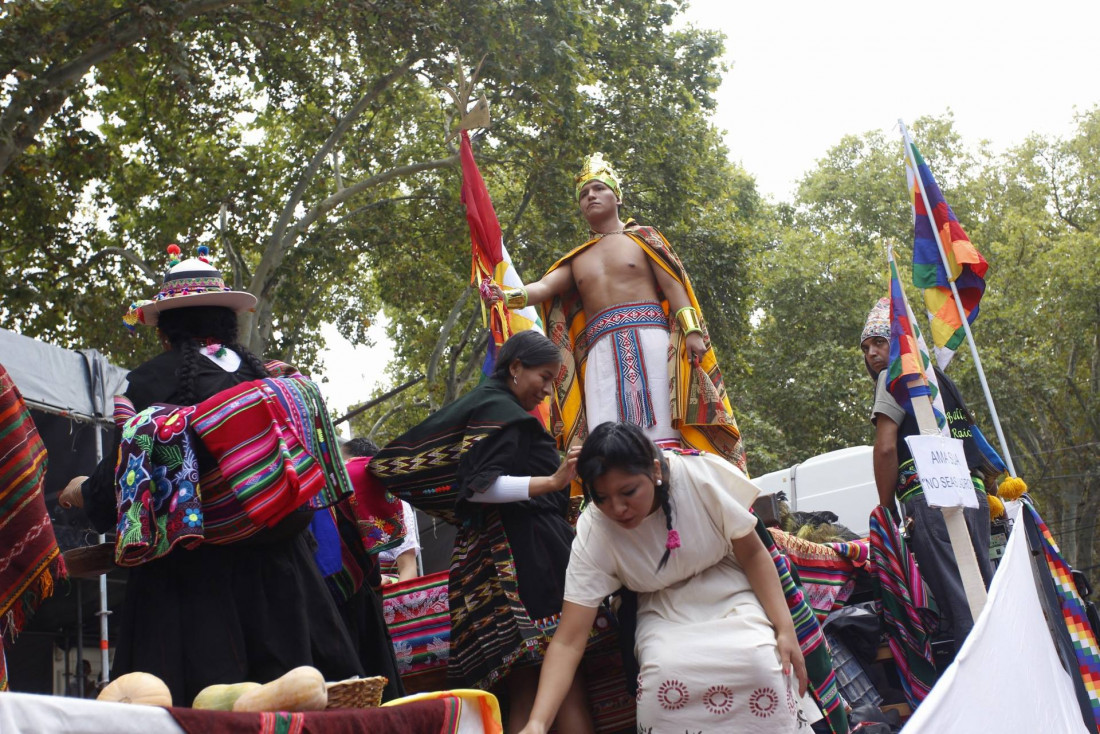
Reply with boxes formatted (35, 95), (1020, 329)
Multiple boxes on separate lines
(504, 287), (528, 310)
(675, 306), (703, 336)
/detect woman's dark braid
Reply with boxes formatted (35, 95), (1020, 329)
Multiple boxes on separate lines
(175, 340), (203, 405)
(655, 460), (674, 571)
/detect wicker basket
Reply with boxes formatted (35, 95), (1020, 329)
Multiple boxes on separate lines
(62, 542), (116, 579)
(325, 676), (387, 709)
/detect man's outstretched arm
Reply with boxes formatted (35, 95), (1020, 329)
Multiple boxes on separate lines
(484, 261), (573, 308)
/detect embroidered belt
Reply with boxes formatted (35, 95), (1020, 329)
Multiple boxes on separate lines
(584, 301), (668, 346)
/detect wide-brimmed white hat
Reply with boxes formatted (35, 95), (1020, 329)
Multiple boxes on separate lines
(126, 245), (257, 327)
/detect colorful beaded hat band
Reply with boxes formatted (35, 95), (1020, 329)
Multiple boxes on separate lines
(125, 244), (257, 329)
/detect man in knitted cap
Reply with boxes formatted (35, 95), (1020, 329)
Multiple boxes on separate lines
(484, 153), (744, 470)
(861, 296), (994, 652)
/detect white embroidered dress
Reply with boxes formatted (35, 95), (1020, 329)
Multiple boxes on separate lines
(565, 451), (803, 733)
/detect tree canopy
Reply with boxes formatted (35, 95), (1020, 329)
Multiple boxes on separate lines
(2, 2), (1095, 567)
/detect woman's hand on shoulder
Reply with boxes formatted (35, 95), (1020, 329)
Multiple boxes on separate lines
(551, 446), (581, 491)
(775, 628), (808, 697)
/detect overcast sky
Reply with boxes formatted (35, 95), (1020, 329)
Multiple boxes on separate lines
(320, 0), (1100, 423)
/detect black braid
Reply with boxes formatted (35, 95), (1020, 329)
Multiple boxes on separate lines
(175, 340), (203, 405)
(655, 462), (674, 571)
(156, 306), (269, 397)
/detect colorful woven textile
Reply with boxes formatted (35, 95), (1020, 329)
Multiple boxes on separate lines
(868, 505), (937, 708)
(113, 399), (204, 566)
(769, 528), (868, 622)
(369, 382), (540, 524)
(906, 139), (988, 369)
(0, 364), (66, 691)
(383, 570), (451, 679)
(168, 696), (461, 734)
(448, 511), (544, 689)
(584, 301), (668, 429)
(1026, 502), (1100, 729)
(540, 222), (746, 471)
(344, 456), (404, 554)
(193, 376), (351, 529)
(756, 520), (849, 733)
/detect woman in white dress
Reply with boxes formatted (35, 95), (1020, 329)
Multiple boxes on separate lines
(519, 422), (808, 734)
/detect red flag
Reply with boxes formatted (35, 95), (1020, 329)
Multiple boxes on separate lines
(460, 130), (502, 278)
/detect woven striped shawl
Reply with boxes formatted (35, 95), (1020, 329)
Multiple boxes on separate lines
(0, 364), (66, 690)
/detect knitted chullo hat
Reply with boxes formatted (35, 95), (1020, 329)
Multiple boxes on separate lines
(860, 296), (891, 345)
(124, 244), (257, 329)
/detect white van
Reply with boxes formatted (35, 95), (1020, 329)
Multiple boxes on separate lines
(753, 446), (877, 537)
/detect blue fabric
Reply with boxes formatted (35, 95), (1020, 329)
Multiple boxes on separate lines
(309, 510), (343, 578)
(970, 423), (1007, 475)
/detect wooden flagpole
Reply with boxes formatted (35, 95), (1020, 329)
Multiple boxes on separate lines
(898, 119), (1019, 479)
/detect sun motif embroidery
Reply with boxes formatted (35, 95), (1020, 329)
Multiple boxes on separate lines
(703, 684), (734, 715)
(636, 675), (644, 705)
(787, 685), (797, 714)
(749, 687), (778, 717)
(657, 679), (689, 710)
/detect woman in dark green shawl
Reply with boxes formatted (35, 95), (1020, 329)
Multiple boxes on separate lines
(371, 330), (595, 733)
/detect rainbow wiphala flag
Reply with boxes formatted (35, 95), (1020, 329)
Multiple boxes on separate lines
(906, 141), (988, 369)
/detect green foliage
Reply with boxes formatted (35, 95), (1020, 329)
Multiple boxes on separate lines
(739, 110), (1099, 568)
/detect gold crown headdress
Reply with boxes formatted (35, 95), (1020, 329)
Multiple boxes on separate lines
(574, 152), (622, 201)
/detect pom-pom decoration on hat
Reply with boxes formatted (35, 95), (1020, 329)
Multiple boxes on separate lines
(574, 152), (622, 201)
(997, 475), (1028, 502)
(123, 244), (257, 327)
(122, 302), (140, 333)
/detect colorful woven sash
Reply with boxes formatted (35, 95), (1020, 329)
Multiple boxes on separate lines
(769, 528), (868, 623)
(584, 301), (668, 429)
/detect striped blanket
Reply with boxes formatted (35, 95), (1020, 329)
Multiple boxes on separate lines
(193, 375), (351, 529)
(769, 528), (870, 622)
(0, 364), (66, 690)
(868, 505), (937, 709)
(757, 520), (849, 734)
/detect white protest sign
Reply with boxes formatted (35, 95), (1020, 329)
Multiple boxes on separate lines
(904, 434), (978, 509)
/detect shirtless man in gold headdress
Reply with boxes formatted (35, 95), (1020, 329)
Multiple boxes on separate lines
(485, 154), (744, 467)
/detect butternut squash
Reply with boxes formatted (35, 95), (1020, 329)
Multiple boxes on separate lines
(232, 666), (327, 712)
(97, 671), (173, 707)
(192, 681), (262, 710)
